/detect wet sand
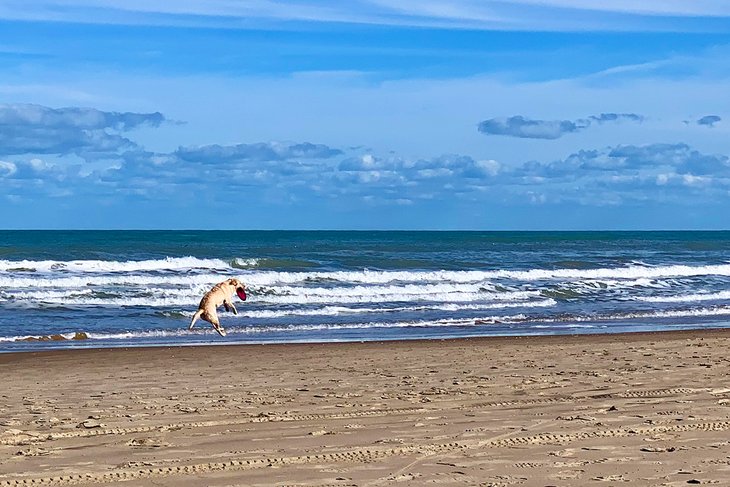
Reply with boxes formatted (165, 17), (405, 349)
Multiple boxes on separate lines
(2, 329), (730, 486)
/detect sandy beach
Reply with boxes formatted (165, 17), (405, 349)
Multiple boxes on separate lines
(2, 330), (730, 486)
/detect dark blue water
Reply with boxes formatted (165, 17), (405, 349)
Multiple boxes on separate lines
(1, 231), (729, 352)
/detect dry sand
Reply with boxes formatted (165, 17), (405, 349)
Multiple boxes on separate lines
(1, 330), (730, 486)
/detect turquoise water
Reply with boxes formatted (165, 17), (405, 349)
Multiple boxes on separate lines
(1, 231), (729, 352)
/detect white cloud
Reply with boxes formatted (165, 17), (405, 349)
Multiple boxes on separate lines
(2, 0), (729, 31)
(476, 159), (500, 176)
(656, 173), (670, 185)
(503, 0), (730, 17)
(0, 160), (17, 176)
(682, 174), (712, 186)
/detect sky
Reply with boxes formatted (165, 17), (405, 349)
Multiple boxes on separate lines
(1, 1), (730, 230)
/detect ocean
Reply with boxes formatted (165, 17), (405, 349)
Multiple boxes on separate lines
(1, 230), (729, 352)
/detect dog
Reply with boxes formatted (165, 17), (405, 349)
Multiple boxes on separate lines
(189, 278), (247, 337)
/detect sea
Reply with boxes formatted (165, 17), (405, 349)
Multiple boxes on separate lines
(1, 230), (729, 352)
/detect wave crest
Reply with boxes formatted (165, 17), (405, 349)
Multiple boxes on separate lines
(0, 257), (231, 274)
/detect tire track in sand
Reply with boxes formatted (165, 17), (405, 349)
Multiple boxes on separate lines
(0, 407), (427, 447)
(1, 387), (709, 447)
(3, 420), (730, 486)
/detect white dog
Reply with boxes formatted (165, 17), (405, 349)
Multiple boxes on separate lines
(189, 278), (247, 336)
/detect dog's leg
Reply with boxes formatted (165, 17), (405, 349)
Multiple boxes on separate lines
(189, 309), (203, 330)
(207, 310), (227, 337)
(224, 300), (238, 315)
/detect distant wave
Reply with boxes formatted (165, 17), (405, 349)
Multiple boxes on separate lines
(2, 262), (730, 286)
(0, 256), (315, 274)
(3, 287), (543, 307)
(0, 257), (231, 274)
(3, 259), (730, 281)
(200, 299), (556, 319)
(0, 274), (226, 289)
(231, 257), (317, 269)
(476, 264), (730, 281)
(634, 290), (730, 303)
(247, 285), (539, 305)
(230, 257), (260, 269)
(241, 264), (730, 286)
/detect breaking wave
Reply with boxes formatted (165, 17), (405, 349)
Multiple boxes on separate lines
(2, 258), (730, 280)
(0, 257), (231, 274)
(634, 290), (730, 303)
(4, 304), (729, 344)
(3, 251), (730, 350)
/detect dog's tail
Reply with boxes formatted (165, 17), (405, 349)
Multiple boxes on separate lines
(189, 309), (203, 330)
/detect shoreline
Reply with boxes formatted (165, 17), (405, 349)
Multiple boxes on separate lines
(3, 326), (730, 357)
(3, 326), (730, 485)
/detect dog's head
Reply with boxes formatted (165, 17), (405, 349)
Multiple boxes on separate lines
(227, 278), (247, 301)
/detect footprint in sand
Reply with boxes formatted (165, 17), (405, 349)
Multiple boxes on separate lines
(15, 446), (52, 457)
(126, 437), (171, 448)
(592, 474), (628, 482)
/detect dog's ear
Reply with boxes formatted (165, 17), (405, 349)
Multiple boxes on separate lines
(228, 278), (239, 286)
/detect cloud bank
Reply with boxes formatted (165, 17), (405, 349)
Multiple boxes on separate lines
(2, 103), (729, 228)
(477, 113), (643, 139)
(697, 115), (721, 127)
(0, 103), (165, 160)
(176, 142), (342, 163)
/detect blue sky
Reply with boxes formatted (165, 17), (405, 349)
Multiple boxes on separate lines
(2, 1), (730, 229)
